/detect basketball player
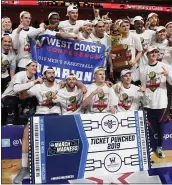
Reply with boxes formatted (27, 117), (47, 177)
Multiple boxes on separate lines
(131, 46), (172, 158)
(2, 60), (42, 125)
(13, 67), (60, 184)
(53, 73), (84, 115)
(113, 69), (146, 112)
(82, 67), (118, 113)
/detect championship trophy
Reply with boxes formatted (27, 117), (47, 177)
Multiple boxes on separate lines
(110, 29), (132, 70)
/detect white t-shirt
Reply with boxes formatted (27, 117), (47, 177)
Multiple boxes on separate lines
(84, 83), (118, 113)
(27, 82), (61, 114)
(113, 84), (143, 112)
(120, 32), (143, 69)
(12, 26), (37, 68)
(58, 20), (85, 35)
(151, 40), (172, 65)
(90, 32), (111, 68)
(53, 86), (83, 115)
(132, 30), (155, 68)
(2, 71), (35, 98)
(2, 49), (17, 70)
(132, 62), (172, 109)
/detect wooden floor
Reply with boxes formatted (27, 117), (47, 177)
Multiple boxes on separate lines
(152, 150), (172, 167)
(1, 151), (172, 183)
(1, 159), (21, 184)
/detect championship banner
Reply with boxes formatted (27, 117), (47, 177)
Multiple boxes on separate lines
(29, 111), (149, 184)
(28, 35), (105, 84)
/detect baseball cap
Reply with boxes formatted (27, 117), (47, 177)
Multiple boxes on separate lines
(155, 26), (166, 33)
(146, 46), (158, 54)
(65, 73), (77, 80)
(92, 19), (104, 26)
(66, 5), (78, 16)
(48, 12), (59, 19)
(83, 20), (93, 26)
(147, 12), (158, 20)
(94, 66), (105, 74)
(43, 67), (55, 74)
(132, 16), (144, 25)
(20, 11), (30, 19)
(120, 69), (131, 77)
(118, 19), (130, 27)
(26, 59), (37, 67)
(165, 22), (172, 28)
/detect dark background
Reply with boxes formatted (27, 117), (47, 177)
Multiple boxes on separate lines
(2, 0), (172, 29)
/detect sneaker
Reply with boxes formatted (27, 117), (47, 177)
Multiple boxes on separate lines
(156, 147), (165, 158)
(13, 167), (29, 184)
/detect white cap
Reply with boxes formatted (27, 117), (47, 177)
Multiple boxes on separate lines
(132, 16), (144, 25)
(2, 17), (11, 24)
(155, 26), (166, 33)
(165, 21), (172, 28)
(147, 12), (158, 20)
(120, 69), (131, 77)
(94, 66), (105, 74)
(66, 73), (77, 80)
(43, 67), (55, 74)
(146, 46), (158, 54)
(118, 19), (130, 27)
(20, 11), (30, 19)
(26, 59), (37, 66)
(92, 19), (104, 26)
(83, 20), (93, 26)
(66, 5), (78, 16)
(48, 12), (59, 19)
(2, 33), (12, 39)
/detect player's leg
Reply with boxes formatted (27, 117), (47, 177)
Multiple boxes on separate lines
(13, 124), (29, 184)
(155, 108), (168, 158)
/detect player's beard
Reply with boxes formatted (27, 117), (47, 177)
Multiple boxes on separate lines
(66, 82), (75, 90)
(46, 76), (55, 82)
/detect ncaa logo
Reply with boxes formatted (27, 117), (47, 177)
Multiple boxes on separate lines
(2, 139), (11, 147)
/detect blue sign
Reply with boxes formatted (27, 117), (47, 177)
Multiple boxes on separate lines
(29, 35), (105, 84)
(29, 115), (88, 184)
(1, 125), (24, 160)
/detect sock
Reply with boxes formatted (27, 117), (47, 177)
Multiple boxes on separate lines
(22, 153), (29, 167)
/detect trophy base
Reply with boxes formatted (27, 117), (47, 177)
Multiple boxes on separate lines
(113, 61), (131, 70)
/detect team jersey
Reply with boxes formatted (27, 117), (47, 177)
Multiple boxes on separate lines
(84, 83), (118, 113)
(132, 62), (172, 109)
(27, 82), (61, 114)
(2, 71), (35, 98)
(113, 84), (143, 112)
(53, 86), (83, 115)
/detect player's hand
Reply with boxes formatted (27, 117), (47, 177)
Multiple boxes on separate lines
(93, 87), (103, 95)
(145, 21), (151, 30)
(34, 77), (43, 84)
(161, 66), (168, 76)
(115, 85), (121, 94)
(111, 54), (116, 60)
(52, 91), (58, 99)
(74, 36), (84, 41)
(129, 61), (136, 67)
(138, 85), (145, 93)
(59, 80), (66, 88)
(17, 23), (24, 33)
(109, 106), (115, 114)
(39, 22), (45, 28)
(81, 85), (87, 94)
